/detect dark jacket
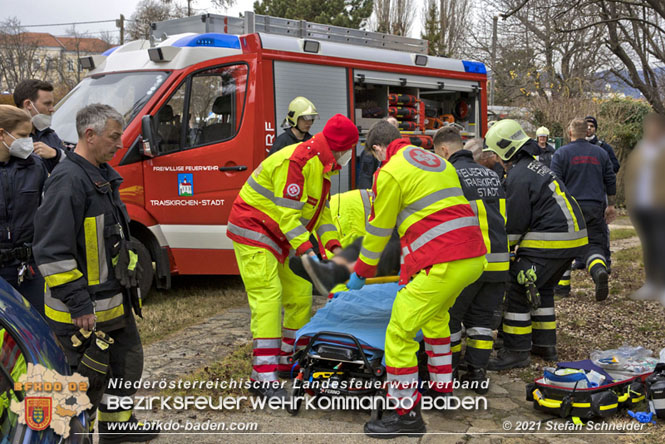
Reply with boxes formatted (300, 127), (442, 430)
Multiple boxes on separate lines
(535, 143), (555, 169)
(356, 150), (380, 189)
(33, 150), (132, 335)
(0, 155), (48, 265)
(588, 135), (620, 173)
(269, 129), (312, 155)
(505, 140), (588, 258)
(551, 139), (616, 205)
(449, 150), (508, 282)
(32, 127), (66, 173)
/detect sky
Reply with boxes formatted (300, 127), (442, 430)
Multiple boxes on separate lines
(3, 0), (426, 41)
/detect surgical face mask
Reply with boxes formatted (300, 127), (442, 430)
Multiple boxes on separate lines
(29, 101), (51, 131)
(337, 149), (352, 167)
(2, 132), (34, 159)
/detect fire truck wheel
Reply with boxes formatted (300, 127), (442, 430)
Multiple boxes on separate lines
(131, 237), (154, 300)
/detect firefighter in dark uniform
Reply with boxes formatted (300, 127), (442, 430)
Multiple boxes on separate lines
(535, 126), (555, 168)
(268, 96), (318, 155)
(585, 115), (618, 273)
(0, 105), (48, 313)
(484, 120), (588, 370)
(585, 116), (620, 173)
(32, 104), (158, 443)
(433, 127), (508, 392)
(13, 79), (67, 172)
(551, 118), (616, 301)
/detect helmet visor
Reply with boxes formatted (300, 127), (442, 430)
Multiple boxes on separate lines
(300, 114), (318, 122)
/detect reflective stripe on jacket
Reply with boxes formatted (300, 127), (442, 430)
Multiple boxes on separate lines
(506, 141), (588, 258)
(329, 189), (374, 249)
(449, 150), (508, 282)
(227, 134), (342, 262)
(33, 151), (130, 335)
(355, 140), (487, 283)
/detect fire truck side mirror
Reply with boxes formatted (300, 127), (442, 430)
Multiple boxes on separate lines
(141, 115), (156, 158)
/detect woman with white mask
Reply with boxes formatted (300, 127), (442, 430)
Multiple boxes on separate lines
(0, 105), (48, 313)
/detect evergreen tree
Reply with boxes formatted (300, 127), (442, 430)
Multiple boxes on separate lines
(253, 0), (373, 29)
(421, 0), (442, 56)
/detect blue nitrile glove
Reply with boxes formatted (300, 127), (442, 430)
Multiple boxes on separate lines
(304, 250), (319, 262)
(347, 272), (366, 290)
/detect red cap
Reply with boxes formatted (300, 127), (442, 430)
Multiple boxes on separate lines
(322, 114), (359, 152)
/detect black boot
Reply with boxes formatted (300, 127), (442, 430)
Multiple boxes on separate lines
(488, 349), (530, 371)
(289, 255), (312, 283)
(301, 256), (350, 296)
(461, 367), (489, 394)
(364, 405), (426, 438)
(591, 266), (609, 302)
(98, 415), (160, 444)
(554, 284), (571, 299)
(531, 345), (558, 361)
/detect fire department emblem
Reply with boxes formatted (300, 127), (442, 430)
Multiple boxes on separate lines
(178, 173), (194, 196)
(286, 183), (301, 197)
(25, 397), (52, 431)
(404, 146), (446, 172)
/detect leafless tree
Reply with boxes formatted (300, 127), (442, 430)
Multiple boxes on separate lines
(498, 0), (665, 112)
(468, 0), (609, 105)
(0, 17), (48, 91)
(372, 0), (415, 36)
(51, 28), (91, 91)
(390, 0), (415, 36)
(438, 0), (471, 57)
(126, 0), (187, 40)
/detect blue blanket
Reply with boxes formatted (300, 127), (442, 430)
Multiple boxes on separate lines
(297, 283), (422, 352)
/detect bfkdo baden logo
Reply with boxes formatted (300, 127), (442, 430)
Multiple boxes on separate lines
(11, 363), (92, 438)
(25, 397), (52, 431)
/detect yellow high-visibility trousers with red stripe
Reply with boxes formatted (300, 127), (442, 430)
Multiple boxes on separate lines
(233, 242), (312, 382)
(385, 255), (486, 412)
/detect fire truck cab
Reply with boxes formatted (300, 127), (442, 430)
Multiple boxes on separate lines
(51, 12), (488, 293)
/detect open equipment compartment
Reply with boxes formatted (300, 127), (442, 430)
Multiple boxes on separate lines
(353, 69), (482, 152)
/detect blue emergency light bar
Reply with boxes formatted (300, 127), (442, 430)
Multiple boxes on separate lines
(462, 60), (487, 74)
(172, 33), (241, 49)
(102, 46), (119, 56)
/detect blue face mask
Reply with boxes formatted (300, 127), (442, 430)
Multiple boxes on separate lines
(3, 132), (34, 159)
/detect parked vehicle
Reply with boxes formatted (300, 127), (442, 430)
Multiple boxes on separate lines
(0, 277), (90, 443)
(52, 12), (488, 291)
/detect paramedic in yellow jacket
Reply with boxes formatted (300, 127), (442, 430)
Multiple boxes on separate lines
(227, 114), (358, 399)
(328, 188), (374, 250)
(348, 121), (488, 438)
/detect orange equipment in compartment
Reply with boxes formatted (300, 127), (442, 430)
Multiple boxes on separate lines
(398, 121), (418, 131)
(389, 106), (418, 120)
(388, 93), (417, 106)
(408, 135), (433, 150)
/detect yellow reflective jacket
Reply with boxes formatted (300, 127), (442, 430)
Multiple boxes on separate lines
(355, 140), (487, 283)
(228, 134), (342, 261)
(329, 189), (374, 249)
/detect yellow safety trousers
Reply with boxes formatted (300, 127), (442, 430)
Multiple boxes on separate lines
(385, 256), (486, 369)
(234, 242), (312, 338)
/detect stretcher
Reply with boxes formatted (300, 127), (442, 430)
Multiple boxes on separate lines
(289, 282), (418, 416)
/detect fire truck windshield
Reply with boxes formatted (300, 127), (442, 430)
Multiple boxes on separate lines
(53, 71), (170, 144)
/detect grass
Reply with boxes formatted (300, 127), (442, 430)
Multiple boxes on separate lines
(164, 341), (253, 399)
(136, 275), (247, 346)
(610, 228), (638, 241)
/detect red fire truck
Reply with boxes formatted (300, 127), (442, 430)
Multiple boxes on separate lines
(52, 12), (488, 293)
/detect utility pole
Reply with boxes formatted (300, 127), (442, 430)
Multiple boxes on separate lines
(116, 14), (125, 45)
(490, 15), (498, 109)
(188, 0), (193, 16)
